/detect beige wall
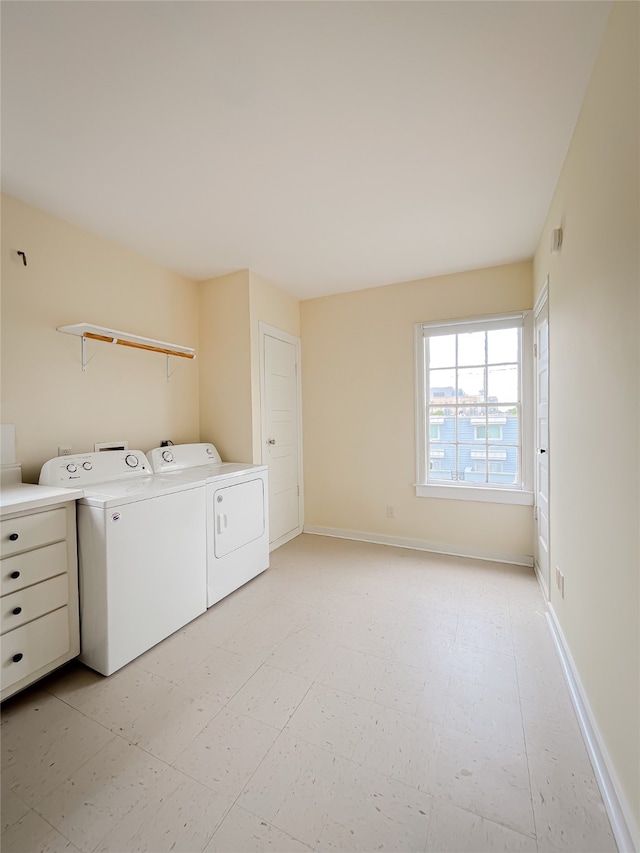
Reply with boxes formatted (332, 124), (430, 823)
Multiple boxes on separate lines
(198, 268), (300, 464)
(198, 270), (253, 461)
(533, 2), (639, 838)
(301, 261), (534, 562)
(1, 194), (200, 483)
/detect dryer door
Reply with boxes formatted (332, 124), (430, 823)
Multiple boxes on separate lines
(213, 477), (266, 558)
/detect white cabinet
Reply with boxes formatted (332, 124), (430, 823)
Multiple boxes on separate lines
(1, 497), (80, 701)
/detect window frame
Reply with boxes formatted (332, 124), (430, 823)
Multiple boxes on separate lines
(414, 312), (534, 506)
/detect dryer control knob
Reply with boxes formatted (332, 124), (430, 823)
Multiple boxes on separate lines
(125, 454), (139, 468)
(66, 463), (77, 473)
(83, 461), (93, 471)
(162, 450), (174, 463)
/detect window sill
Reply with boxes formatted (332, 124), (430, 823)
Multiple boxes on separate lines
(415, 483), (534, 506)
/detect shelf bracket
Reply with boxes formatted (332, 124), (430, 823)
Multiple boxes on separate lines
(81, 335), (98, 372)
(166, 354), (182, 381)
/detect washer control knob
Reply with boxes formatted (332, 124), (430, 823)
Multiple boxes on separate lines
(66, 463), (77, 473)
(125, 454), (139, 468)
(162, 450), (174, 463)
(82, 461), (93, 471)
(206, 447), (214, 456)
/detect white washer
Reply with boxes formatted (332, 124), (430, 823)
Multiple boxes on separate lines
(148, 443), (269, 607)
(39, 450), (206, 676)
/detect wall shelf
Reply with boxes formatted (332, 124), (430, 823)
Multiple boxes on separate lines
(58, 323), (196, 377)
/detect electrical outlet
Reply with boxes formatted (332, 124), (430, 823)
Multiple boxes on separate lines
(58, 446), (72, 456)
(386, 504), (395, 518)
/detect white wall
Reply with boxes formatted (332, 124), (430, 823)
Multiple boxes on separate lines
(1, 194), (200, 482)
(301, 260), (534, 563)
(533, 2), (639, 840)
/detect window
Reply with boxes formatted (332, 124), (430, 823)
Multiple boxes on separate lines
(473, 460), (504, 474)
(475, 424), (502, 440)
(414, 313), (533, 505)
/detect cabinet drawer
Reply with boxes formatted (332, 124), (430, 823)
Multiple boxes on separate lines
(1, 607), (70, 691)
(1, 574), (69, 634)
(1, 542), (68, 596)
(1, 508), (67, 558)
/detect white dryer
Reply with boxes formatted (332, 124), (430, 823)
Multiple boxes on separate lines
(147, 443), (269, 607)
(39, 451), (206, 675)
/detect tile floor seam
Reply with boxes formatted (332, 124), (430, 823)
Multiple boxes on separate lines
(188, 794), (236, 853)
(28, 733), (171, 853)
(8, 727), (120, 811)
(13, 808), (82, 853)
(427, 793), (539, 844)
(131, 702), (224, 767)
(238, 674), (316, 732)
(219, 802), (315, 852)
(0, 790), (32, 837)
(41, 690), (145, 745)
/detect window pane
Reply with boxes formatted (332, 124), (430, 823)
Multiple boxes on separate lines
(458, 415), (483, 443)
(428, 408), (449, 443)
(429, 444), (456, 481)
(488, 327), (518, 364)
(429, 334), (456, 368)
(487, 364), (518, 403)
(501, 412), (519, 445)
(457, 445), (481, 483)
(458, 331), (485, 367)
(458, 367), (485, 401)
(488, 445), (517, 485)
(429, 368), (456, 405)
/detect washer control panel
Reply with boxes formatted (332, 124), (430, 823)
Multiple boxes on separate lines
(39, 451), (152, 486)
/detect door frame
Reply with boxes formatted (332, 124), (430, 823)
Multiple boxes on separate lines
(258, 321), (304, 549)
(533, 277), (550, 599)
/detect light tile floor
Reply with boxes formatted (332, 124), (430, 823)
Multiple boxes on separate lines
(1, 534), (617, 853)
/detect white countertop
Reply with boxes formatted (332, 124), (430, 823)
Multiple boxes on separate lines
(0, 483), (84, 516)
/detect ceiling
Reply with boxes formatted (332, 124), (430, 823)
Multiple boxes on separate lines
(1, 1), (610, 299)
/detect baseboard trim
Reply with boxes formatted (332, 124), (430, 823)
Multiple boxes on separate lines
(302, 525), (533, 567)
(546, 605), (638, 853)
(533, 559), (549, 601)
(270, 526), (303, 552)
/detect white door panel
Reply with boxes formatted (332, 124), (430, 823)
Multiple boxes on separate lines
(535, 296), (550, 596)
(261, 328), (302, 546)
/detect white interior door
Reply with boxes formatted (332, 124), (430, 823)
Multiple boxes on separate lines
(535, 293), (550, 596)
(260, 324), (302, 548)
